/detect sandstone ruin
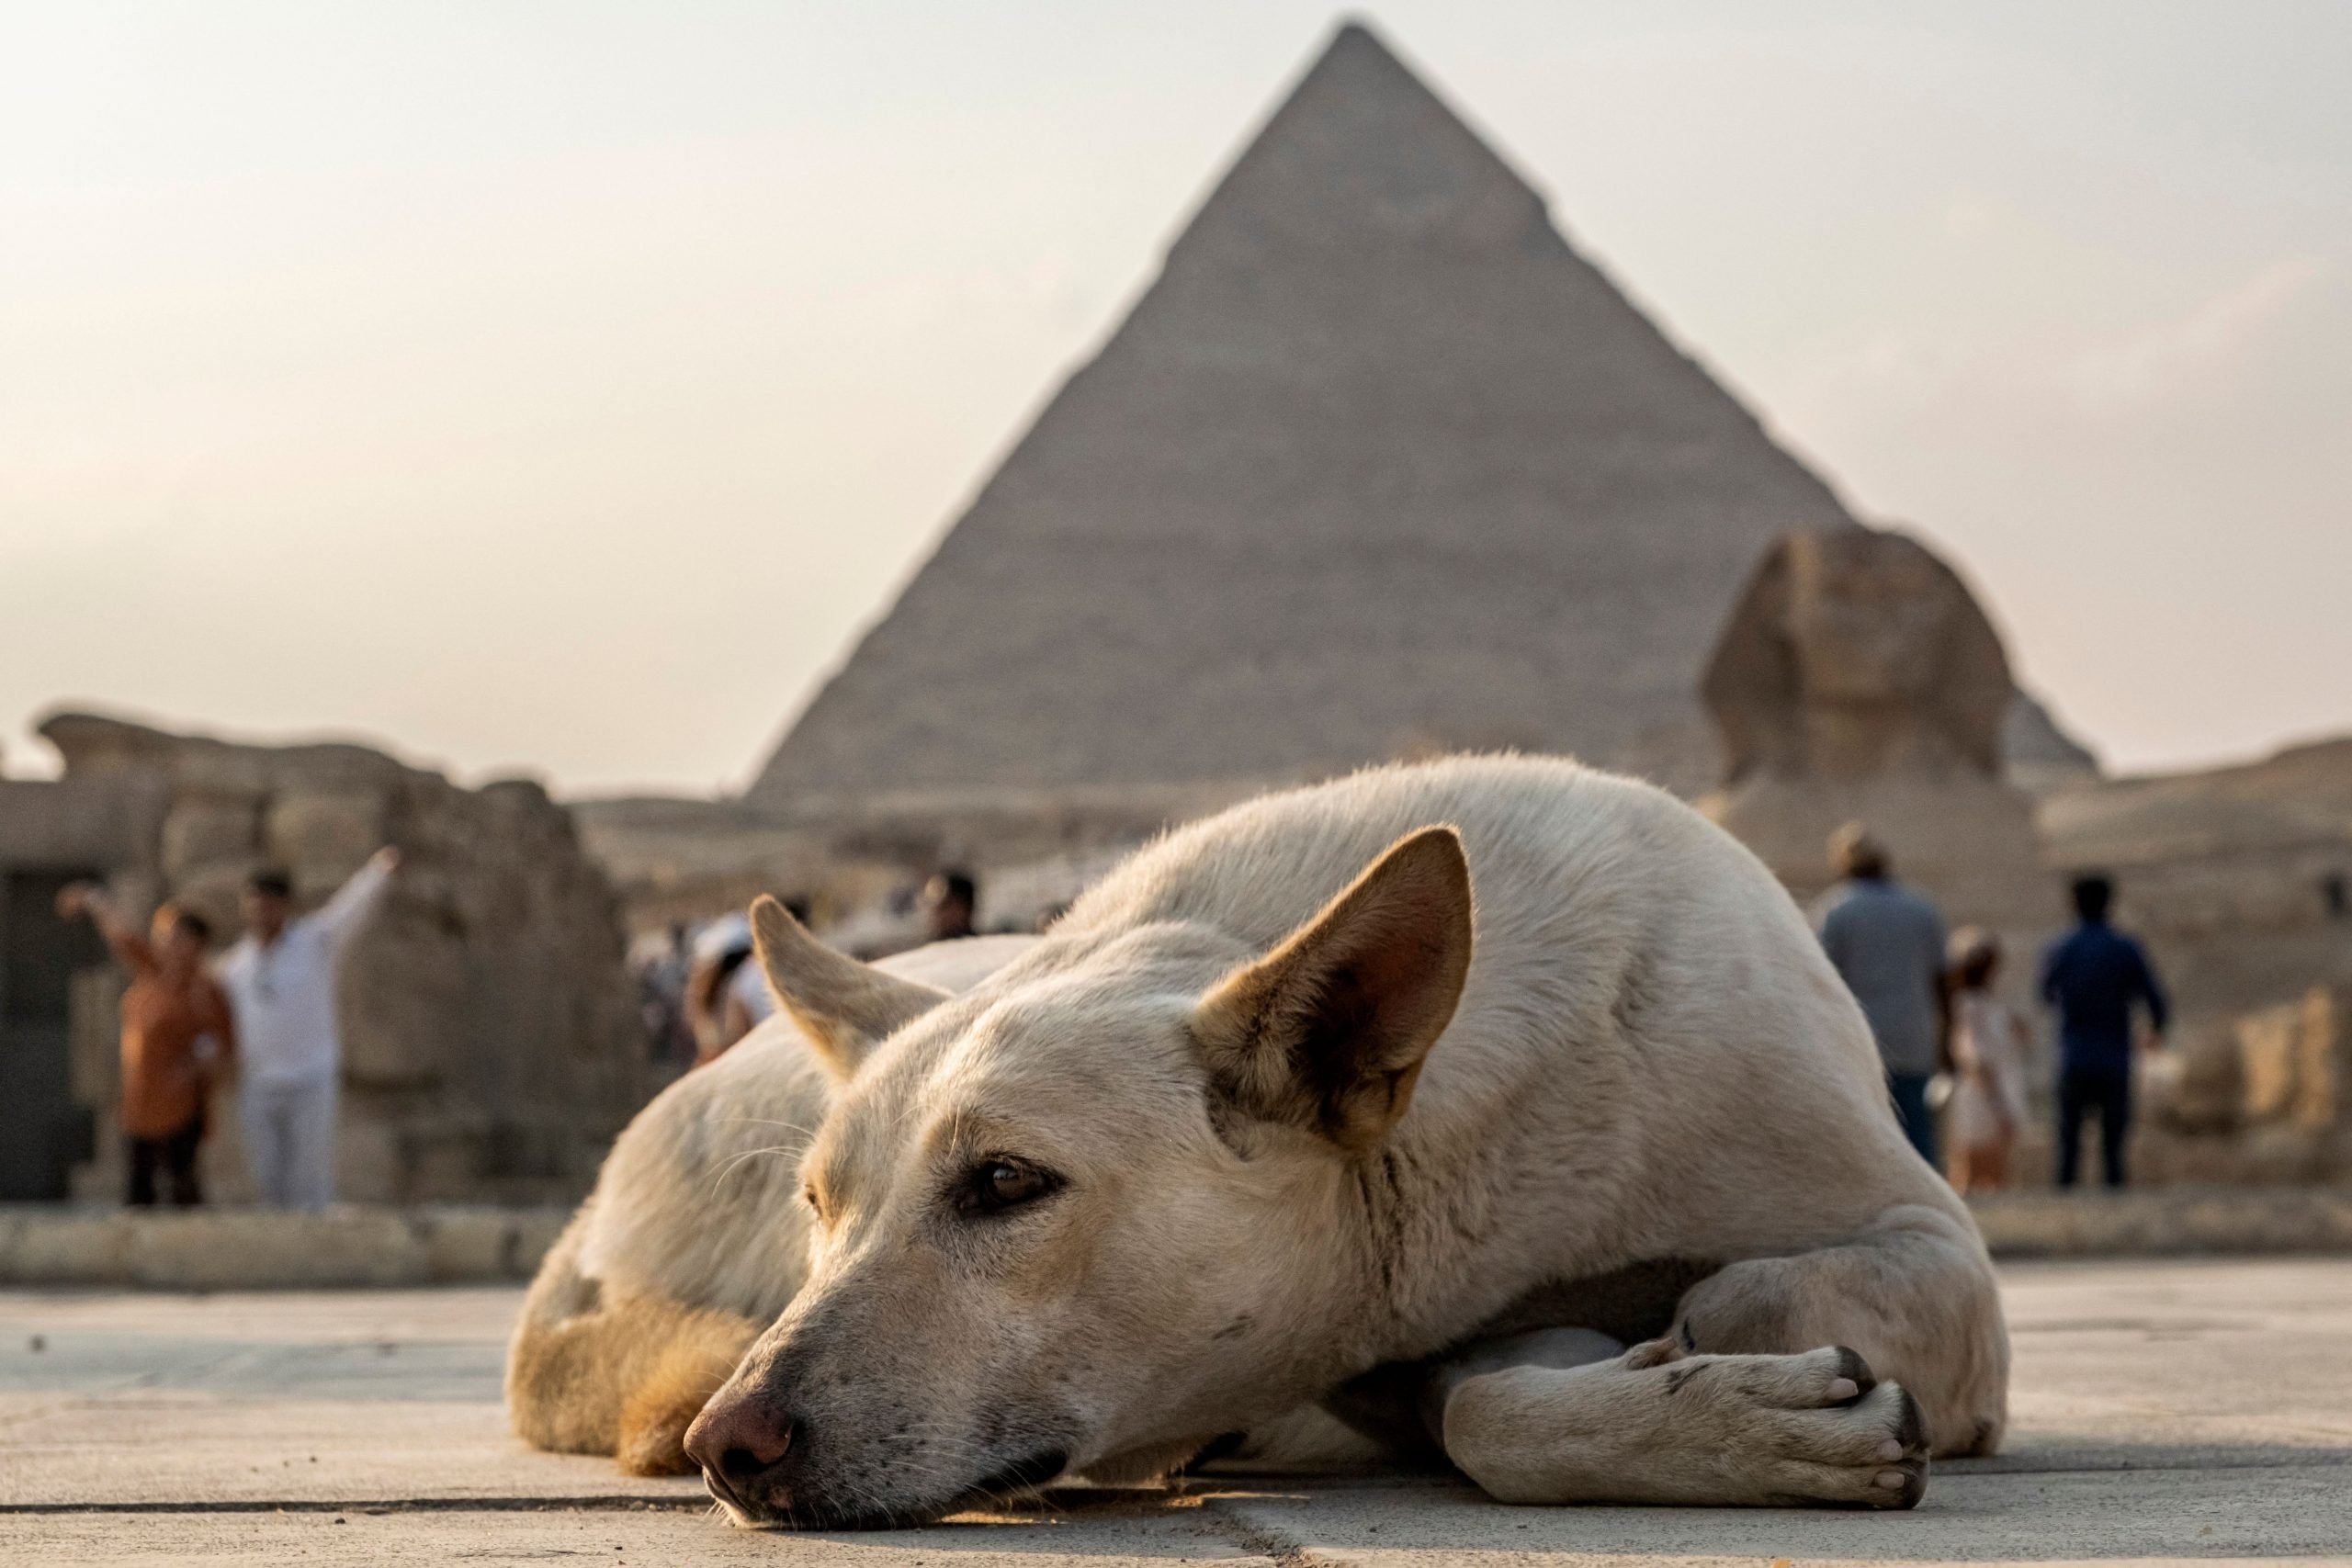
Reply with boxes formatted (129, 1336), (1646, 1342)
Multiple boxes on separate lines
(0, 713), (644, 1204)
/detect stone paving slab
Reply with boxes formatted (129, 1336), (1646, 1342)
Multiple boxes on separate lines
(1197, 1466), (2352, 1564)
(2, 1505), (1271, 1565)
(3, 1259), (2349, 1562)
(0, 1287), (693, 1507)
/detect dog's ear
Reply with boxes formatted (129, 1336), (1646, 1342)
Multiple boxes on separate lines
(1192, 826), (1474, 1153)
(750, 895), (950, 1079)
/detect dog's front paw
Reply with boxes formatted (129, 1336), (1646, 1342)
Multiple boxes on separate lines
(1441, 1342), (1930, 1508)
(1703, 1346), (1929, 1509)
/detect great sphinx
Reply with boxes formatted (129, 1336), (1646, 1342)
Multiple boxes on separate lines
(1698, 525), (2052, 931)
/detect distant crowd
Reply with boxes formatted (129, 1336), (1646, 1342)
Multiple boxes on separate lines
(1814, 824), (2169, 1192)
(75, 823), (2172, 1212)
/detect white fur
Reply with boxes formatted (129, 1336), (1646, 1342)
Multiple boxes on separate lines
(518, 756), (2005, 1518)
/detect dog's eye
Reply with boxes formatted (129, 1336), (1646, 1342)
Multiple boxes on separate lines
(801, 1184), (824, 1219)
(958, 1157), (1057, 1214)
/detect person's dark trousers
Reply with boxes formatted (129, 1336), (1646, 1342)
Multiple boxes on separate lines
(1888, 1071), (1939, 1168)
(125, 1116), (205, 1208)
(2057, 1065), (2132, 1189)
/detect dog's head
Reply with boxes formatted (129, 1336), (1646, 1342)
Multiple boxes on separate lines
(684, 827), (1474, 1527)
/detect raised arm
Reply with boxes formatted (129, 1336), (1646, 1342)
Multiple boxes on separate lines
(309, 848), (401, 953)
(55, 883), (155, 975)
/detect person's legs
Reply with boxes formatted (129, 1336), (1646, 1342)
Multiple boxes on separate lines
(243, 1080), (292, 1207)
(282, 1076), (337, 1212)
(125, 1136), (161, 1206)
(2097, 1068), (2132, 1189)
(1887, 1072), (1938, 1168)
(1981, 1136), (2011, 1192)
(2055, 1067), (2088, 1188)
(1951, 1143), (2005, 1195)
(163, 1116), (205, 1207)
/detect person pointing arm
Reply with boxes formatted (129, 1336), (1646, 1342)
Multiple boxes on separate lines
(310, 847), (400, 953)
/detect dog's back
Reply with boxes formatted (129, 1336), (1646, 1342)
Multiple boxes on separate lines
(1047, 755), (1943, 1309)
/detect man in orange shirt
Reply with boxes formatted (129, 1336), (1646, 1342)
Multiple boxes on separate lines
(56, 885), (236, 1207)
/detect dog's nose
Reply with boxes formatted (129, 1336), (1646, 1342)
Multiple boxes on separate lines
(684, 1393), (796, 1507)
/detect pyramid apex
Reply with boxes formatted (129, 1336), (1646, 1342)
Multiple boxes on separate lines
(1304, 14), (1431, 92)
(1164, 15), (1544, 267)
(1306, 16), (1423, 92)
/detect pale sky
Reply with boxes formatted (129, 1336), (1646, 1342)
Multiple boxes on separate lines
(4, 2), (2346, 795)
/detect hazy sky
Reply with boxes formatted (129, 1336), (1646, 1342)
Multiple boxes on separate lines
(5, 2), (2346, 795)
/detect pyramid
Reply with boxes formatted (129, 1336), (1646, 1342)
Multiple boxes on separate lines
(751, 21), (1860, 809)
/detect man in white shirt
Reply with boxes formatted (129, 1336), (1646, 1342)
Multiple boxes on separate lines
(216, 848), (399, 1210)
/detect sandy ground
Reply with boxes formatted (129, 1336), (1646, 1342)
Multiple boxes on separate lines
(3, 1257), (2348, 1564)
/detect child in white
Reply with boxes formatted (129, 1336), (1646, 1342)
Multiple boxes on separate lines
(1946, 927), (2030, 1193)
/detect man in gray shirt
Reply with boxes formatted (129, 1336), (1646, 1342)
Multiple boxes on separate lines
(1812, 824), (1949, 1168)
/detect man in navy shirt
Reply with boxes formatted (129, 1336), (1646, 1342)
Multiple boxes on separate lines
(2041, 874), (2169, 1188)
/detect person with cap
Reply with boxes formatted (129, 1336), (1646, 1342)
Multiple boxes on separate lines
(1944, 927), (2029, 1193)
(684, 912), (755, 1066)
(216, 849), (399, 1210)
(1811, 823), (1951, 1168)
(684, 898), (807, 1068)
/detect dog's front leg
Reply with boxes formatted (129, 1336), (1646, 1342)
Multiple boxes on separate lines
(1434, 1338), (1928, 1508)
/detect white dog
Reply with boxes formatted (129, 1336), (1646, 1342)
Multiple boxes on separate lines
(516, 756), (2007, 1524)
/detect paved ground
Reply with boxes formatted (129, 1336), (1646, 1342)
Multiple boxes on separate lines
(3, 1258), (2348, 1564)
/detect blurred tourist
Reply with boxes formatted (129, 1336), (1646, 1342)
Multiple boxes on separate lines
(2041, 873), (2168, 1189)
(1813, 824), (1950, 1168)
(218, 850), (399, 1210)
(684, 914), (753, 1066)
(684, 901), (802, 1068)
(635, 923), (695, 1068)
(923, 871), (978, 942)
(55, 885), (236, 1207)
(1944, 928), (2028, 1194)
(722, 897), (805, 1038)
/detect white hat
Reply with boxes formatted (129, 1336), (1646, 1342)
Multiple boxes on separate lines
(692, 912), (753, 964)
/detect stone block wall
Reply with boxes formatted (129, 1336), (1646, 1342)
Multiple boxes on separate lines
(36, 712), (645, 1204)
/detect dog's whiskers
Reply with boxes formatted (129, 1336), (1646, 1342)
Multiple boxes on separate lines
(709, 1144), (797, 1192)
(718, 1115), (824, 1138)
